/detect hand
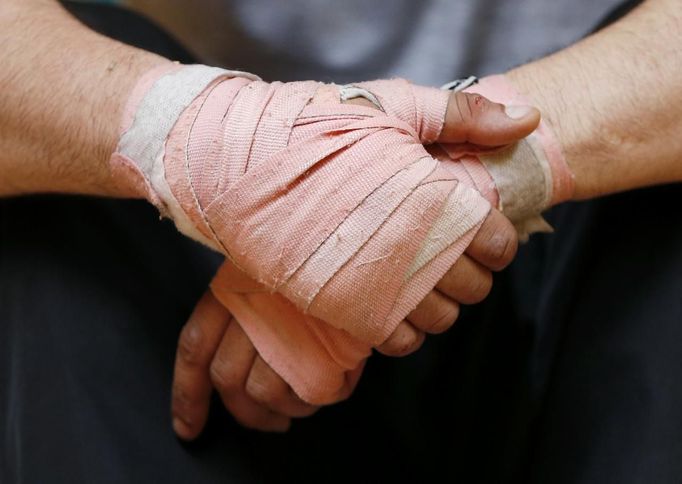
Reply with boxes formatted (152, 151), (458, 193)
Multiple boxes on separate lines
(170, 87), (526, 437)
(172, 292), (330, 435)
(171, 206), (516, 437)
(377, 208), (517, 356)
(358, 85), (527, 355)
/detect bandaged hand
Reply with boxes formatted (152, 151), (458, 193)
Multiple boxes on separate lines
(101, 60), (548, 434)
(109, 62), (570, 433)
(165, 73), (574, 435)
(172, 209), (518, 435)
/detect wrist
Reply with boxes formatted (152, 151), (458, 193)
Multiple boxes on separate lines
(0, 1), (169, 197)
(109, 63), (261, 250)
(506, 18), (682, 200)
(507, 60), (613, 200)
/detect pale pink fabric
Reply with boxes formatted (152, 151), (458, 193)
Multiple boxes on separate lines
(209, 76), (572, 404)
(209, 75), (572, 404)
(176, 78), (490, 403)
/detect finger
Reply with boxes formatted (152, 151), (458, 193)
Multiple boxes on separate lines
(465, 209), (518, 271)
(436, 255), (493, 305)
(224, 393), (292, 433)
(376, 320), (426, 357)
(245, 356), (320, 418)
(439, 91), (540, 146)
(209, 317), (257, 403)
(210, 320), (291, 432)
(171, 291), (231, 441)
(406, 290), (460, 334)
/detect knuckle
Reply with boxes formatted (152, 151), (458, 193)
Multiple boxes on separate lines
(482, 220), (518, 270)
(209, 358), (241, 394)
(469, 271), (493, 303)
(465, 92), (493, 115)
(245, 378), (281, 406)
(171, 384), (199, 415)
(177, 324), (204, 366)
(491, 231), (517, 268)
(385, 331), (424, 356)
(428, 305), (459, 332)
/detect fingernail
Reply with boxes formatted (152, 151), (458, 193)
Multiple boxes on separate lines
(505, 105), (533, 119)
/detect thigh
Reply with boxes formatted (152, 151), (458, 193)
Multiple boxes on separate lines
(526, 184), (682, 484)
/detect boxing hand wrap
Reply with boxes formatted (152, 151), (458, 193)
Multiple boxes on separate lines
(110, 64), (492, 403)
(439, 75), (575, 239)
(217, 75), (575, 404)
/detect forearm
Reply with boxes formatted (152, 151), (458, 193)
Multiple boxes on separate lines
(0, 0), (169, 197)
(507, 0), (682, 200)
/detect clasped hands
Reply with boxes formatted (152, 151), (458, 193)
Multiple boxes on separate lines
(164, 80), (540, 437)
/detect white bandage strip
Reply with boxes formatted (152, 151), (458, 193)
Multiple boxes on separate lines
(408, 181), (488, 278)
(478, 135), (553, 223)
(117, 65), (259, 248)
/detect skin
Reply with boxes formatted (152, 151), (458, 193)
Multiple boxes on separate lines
(1, 0), (681, 436)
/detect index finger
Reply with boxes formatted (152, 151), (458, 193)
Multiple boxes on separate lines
(171, 290), (231, 441)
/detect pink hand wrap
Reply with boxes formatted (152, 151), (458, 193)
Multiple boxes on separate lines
(241, 75), (573, 403)
(442, 75), (575, 237)
(111, 65), (492, 403)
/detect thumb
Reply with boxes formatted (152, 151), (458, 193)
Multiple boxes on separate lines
(439, 91), (540, 146)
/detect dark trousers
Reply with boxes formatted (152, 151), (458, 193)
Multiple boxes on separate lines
(3, 2), (680, 482)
